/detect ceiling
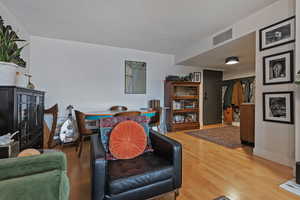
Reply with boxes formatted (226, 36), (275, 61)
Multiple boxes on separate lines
(1, 0), (277, 54)
(179, 32), (256, 72)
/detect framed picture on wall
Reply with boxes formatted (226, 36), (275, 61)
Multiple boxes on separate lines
(259, 16), (295, 51)
(263, 91), (294, 124)
(263, 50), (294, 85)
(125, 60), (147, 94)
(193, 72), (201, 82)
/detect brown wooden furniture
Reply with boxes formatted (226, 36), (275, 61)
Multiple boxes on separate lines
(223, 107), (233, 124)
(44, 104), (58, 148)
(149, 100), (162, 130)
(114, 111), (141, 117)
(240, 103), (255, 146)
(75, 110), (98, 157)
(0, 86), (45, 151)
(164, 81), (200, 131)
(110, 106), (128, 111)
(149, 108), (161, 130)
(149, 99), (160, 109)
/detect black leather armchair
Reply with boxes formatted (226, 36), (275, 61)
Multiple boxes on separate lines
(91, 130), (182, 200)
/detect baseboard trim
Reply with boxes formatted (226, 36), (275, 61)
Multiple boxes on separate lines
(253, 147), (294, 167)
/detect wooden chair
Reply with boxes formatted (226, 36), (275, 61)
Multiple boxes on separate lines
(149, 100), (162, 131)
(44, 104), (58, 148)
(149, 107), (162, 131)
(114, 111), (141, 117)
(75, 110), (98, 157)
(110, 106), (128, 111)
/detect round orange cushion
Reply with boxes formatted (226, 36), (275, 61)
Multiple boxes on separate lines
(109, 120), (147, 160)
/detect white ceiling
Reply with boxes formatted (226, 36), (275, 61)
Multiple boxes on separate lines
(1, 0), (277, 54)
(179, 32), (256, 71)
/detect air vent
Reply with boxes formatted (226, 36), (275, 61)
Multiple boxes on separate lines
(213, 29), (233, 46)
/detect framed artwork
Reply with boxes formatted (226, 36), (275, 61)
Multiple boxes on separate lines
(263, 50), (294, 85)
(193, 72), (201, 82)
(125, 60), (146, 94)
(263, 91), (294, 124)
(259, 16), (295, 51)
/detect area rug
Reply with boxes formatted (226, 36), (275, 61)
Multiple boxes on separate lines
(185, 126), (242, 148)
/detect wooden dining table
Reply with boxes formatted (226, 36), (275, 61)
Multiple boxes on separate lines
(85, 109), (157, 120)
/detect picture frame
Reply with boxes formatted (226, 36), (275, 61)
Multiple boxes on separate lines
(263, 50), (294, 85)
(193, 72), (201, 82)
(125, 60), (147, 94)
(259, 16), (295, 51)
(263, 91), (294, 124)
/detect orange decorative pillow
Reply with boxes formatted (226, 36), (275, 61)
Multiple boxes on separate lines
(18, 149), (41, 157)
(109, 120), (147, 160)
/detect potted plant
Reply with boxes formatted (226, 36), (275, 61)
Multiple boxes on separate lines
(0, 16), (27, 85)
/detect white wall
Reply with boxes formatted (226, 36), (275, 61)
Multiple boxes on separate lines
(295, 1), (300, 162)
(30, 36), (203, 118)
(177, 0), (296, 167)
(0, 2), (30, 72)
(253, 1), (296, 167)
(255, 43), (296, 167)
(176, 0), (296, 65)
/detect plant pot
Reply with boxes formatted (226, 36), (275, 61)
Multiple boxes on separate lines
(16, 72), (28, 88)
(0, 62), (18, 86)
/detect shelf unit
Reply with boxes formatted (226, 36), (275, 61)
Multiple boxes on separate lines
(0, 86), (45, 151)
(164, 81), (200, 131)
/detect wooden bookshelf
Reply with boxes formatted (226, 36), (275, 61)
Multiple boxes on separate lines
(164, 81), (200, 131)
(173, 96), (198, 100)
(173, 108), (199, 113)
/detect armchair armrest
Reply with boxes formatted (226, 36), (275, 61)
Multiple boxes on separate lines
(0, 152), (67, 181)
(91, 135), (107, 200)
(149, 130), (182, 188)
(0, 152), (69, 200)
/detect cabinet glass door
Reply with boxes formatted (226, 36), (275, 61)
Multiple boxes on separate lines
(17, 94), (30, 149)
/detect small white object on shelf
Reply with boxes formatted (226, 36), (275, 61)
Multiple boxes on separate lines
(16, 72), (28, 88)
(0, 131), (19, 146)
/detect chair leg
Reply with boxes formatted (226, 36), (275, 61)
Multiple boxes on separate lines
(77, 135), (84, 158)
(75, 136), (80, 152)
(174, 190), (179, 200)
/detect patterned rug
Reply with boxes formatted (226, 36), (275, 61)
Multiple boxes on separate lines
(185, 126), (242, 148)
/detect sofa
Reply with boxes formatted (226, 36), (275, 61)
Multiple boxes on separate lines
(91, 129), (182, 200)
(0, 152), (70, 200)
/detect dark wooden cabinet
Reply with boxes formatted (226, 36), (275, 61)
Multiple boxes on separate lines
(165, 81), (200, 131)
(0, 86), (45, 150)
(240, 103), (255, 146)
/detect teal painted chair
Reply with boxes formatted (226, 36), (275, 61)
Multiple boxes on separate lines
(0, 152), (70, 200)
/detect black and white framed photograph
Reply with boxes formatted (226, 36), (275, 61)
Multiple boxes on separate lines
(193, 72), (201, 82)
(259, 16), (295, 51)
(263, 92), (294, 124)
(263, 50), (294, 85)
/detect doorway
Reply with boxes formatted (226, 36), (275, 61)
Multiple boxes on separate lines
(203, 70), (223, 125)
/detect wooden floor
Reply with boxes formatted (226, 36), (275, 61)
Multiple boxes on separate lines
(64, 126), (300, 200)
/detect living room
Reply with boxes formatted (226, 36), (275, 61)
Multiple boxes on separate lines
(0, 0), (300, 200)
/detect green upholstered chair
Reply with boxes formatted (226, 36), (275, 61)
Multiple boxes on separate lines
(0, 152), (70, 200)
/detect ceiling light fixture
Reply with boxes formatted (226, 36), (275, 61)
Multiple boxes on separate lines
(225, 56), (239, 65)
